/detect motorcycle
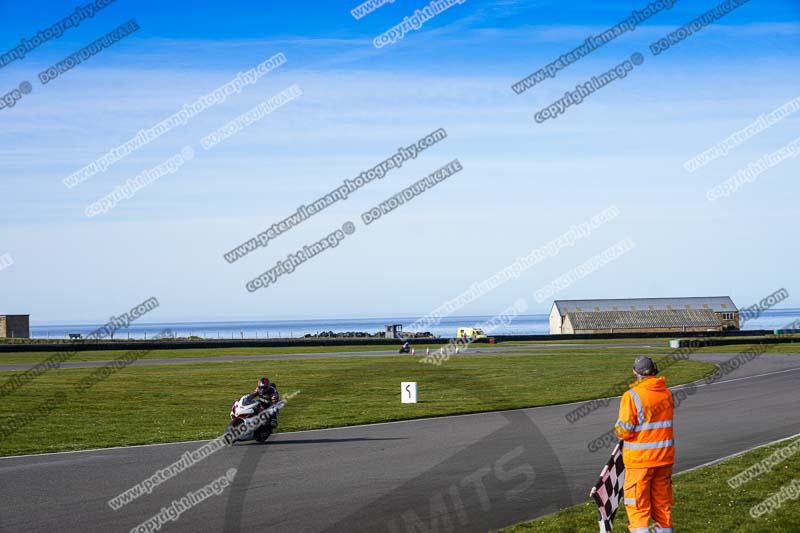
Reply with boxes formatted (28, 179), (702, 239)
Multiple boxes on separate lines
(399, 343), (410, 354)
(227, 394), (284, 444)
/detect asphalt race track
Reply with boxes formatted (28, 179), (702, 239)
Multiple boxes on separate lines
(0, 342), (660, 371)
(1, 353), (798, 532)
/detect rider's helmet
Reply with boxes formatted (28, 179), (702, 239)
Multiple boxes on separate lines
(257, 377), (271, 396)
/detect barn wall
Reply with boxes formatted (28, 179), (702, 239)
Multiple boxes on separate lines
(549, 306), (563, 334)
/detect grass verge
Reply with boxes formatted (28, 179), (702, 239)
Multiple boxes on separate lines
(0, 344), (461, 365)
(498, 435), (800, 533)
(0, 353), (713, 456)
(0, 341), (797, 366)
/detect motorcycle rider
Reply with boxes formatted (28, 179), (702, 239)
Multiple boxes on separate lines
(400, 341), (410, 353)
(251, 377), (280, 427)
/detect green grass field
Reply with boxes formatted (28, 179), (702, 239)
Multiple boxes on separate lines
(0, 339), (796, 365)
(0, 342), (671, 366)
(0, 353), (714, 456)
(0, 343), (464, 365)
(497, 338), (676, 345)
(499, 435), (800, 533)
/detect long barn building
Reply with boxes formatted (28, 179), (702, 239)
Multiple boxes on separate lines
(549, 297), (739, 335)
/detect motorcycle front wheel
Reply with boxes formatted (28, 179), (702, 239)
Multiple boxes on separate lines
(225, 420), (243, 446)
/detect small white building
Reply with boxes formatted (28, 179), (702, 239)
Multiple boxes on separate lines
(385, 324), (403, 339)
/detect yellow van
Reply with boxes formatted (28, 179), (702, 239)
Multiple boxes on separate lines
(457, 327), (487, 340)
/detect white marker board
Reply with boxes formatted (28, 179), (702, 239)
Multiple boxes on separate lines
(401, 382), (417, 403)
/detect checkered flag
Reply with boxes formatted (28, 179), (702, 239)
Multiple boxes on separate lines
(590, 440), (625, 532)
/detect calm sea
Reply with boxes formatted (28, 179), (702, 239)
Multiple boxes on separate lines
(29, 308), (800, 340)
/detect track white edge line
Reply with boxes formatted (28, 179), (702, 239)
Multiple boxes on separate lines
(676, 432), (800, 476)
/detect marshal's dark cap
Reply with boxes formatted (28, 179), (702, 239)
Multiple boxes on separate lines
(633, 355), (658, 376)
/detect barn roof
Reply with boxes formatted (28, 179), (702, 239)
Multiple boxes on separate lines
(553, 297), (737, 317)
(565, 309), (722, 331)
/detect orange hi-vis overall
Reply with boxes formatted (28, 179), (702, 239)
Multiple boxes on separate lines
(615, 376), (675, 533)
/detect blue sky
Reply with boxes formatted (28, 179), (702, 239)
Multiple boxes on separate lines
(0, 0), (798, 323)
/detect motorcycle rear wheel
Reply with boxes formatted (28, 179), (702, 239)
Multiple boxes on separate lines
(254, 425), (273, 443)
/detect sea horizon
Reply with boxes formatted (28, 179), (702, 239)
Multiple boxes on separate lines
(28, 307), (800, 340)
